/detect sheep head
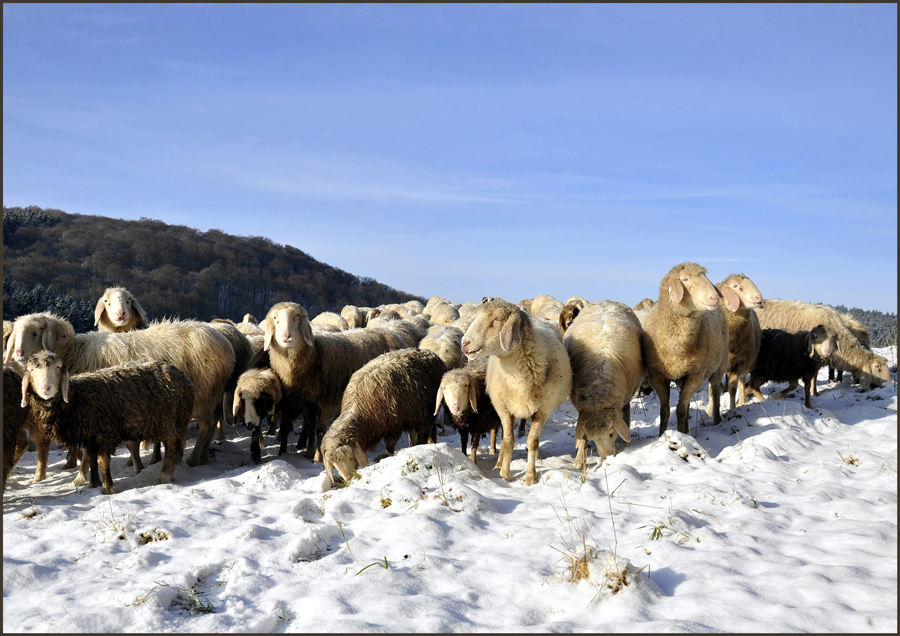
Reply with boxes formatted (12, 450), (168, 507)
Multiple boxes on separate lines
(558, 302), (582, 334)
(21, 351), (69, 407)
(95, 287), (147, 330)
(4, 313), (74, 364)
(262, 302), (313, 351)
(579, 407), (632, 459)
(661, 262), (721, 313)
(718, 274), (764, 311)
(859, 355), (891, 390)
(434, 371), (477, 417)
(461, 298), (523, 360)
(321, 433), (369, 488)
(808, 325), (838, 360)
(233, 369), (281, 432)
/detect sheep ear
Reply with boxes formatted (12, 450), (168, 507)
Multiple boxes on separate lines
(232, 391), (242, 423)
(130, 296), (148, 323)
(4, 330), (15, 363)
(322, 457), (335, 489)
(613, 413), (631, 442)
(352, 442), (369, 467)
(61, 368), (70, 403)
(20, 372), (31, 408)
(41, 323), (57, 353)
(668, 280), (684, 304)
(500, 313), (521, 352)
(807, 333), (815, 358)
(262, 319), (274, 351)
(93, 299), (106, 326)
(721, 286), (740, 313)
(468, 380), (478, 414)
(299, 319), (314, 347)
(434, 385), (444, 416)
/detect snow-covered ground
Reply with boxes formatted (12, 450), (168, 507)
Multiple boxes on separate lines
(3, 348), (897, 633)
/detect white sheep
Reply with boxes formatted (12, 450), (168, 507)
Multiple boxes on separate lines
(94, 287), (148, 333)
(311, 311), (350, 331)
(715, 273), (764, 408)
(461, 298), (572, 486)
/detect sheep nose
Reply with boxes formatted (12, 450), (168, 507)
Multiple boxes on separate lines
(41, 385), (53, 395)
(15, 349), (25, 361)
(461, 340), (471, 353)
(115, 311), (126, 320)
(708, 294), (720, 305)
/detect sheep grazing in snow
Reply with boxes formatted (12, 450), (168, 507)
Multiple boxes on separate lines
(746, 325), (838, 409)
(94, 287), (148, 334)
(434, 358), (502, 463)
(641, 262), (732, 436)
(564, 301), (645, 467)
(257, 302), (408, 461)
(321, 347), (451, 487)
(756, 299), (890, 391)
(232, 368), (283, 464)
(21, 352), (193, 495)
(461, 298), (572, 486)
(715, 273), (764, 409)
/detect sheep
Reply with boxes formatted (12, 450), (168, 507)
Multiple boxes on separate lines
(404, 300), (425, 314)
(311, 311), (350, 331)
(340, 306), (365, 329)
(558, 300), (584, 334)
(385, 303), (415, 319)
(530, 295), (565, 322)
(517, 298), (533, 314)
(434, 358), (502, 463)
(366, 307), (402, 324)
(746, 325), (838, 408)
(565, 295), (588, 308)
(430, 303), (460, 326)
(3, 364), (30, 490)
(209, 319), (254, 437)
(236, 321), (264, 336)
(20, 351), (194, 494)
(321, 347), (451, 487)
(564, 301), (645, 468)
(756, 299), (891, 391)
(242, 313), (259, 325)
(5, 313), (234, 473)
(424, 296), (451, 314)
(93, 286), (148, 333)
(641, 262), (733, 436)
(369, 318), (426, 348)
(232, 368), (283, 464)
(632, 298), (656, 312)
(453, 313), (476, 334)
(408, 314), (432, 332)
(829, 313), (871, 383)
(460, 298), (573, 485)
(258, 302), (409, 461)
(715, 273), (764, 408)
(457, 301), (478, 319)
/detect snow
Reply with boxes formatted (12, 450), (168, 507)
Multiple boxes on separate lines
(3, 348), (897, 632)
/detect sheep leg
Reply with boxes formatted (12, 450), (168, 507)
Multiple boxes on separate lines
(494, 410), (516, 481)
(773, 380), (799, 401)
(32, 435), (51, 484)
(251, 430), (262, 464)
(13, 428), (29, 468)
(85, 447), (102, 489)
(828, 366), (835, 381)
(63, 445), (80, 469)
(676, 375), (705, 435)
(810, 378), (819, 397)
(490, 426), (499, 455)
(98, 452), (115, 495)
(517, 418), (527, 438)
(216, 420), (226, 442)
(298, 403), (321, 458)
(802, 376), (814, 409)
(155, 436), (184, 485)
(572, 417), (587, 470)
(125, 441), (145, 475)
(459, 429), (469, 455)
(73, 448), (91, 486)
(266, 412), (280, 436)
(186, 409), (218, 466)
(524, 413), (548, 486)
(385, 433), (401, 455)
(469, 432), (483, 463)
(150, 442), (162, 465)
(705, 369), (724, 425)
(649, 372), (672, 436)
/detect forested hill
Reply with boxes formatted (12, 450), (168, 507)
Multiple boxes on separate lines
(3, 205), (424, 331)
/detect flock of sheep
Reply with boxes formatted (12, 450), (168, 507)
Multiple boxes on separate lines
(2, 262), (894, 494)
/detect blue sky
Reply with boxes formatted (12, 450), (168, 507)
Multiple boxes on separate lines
(4, 4), (897, 312)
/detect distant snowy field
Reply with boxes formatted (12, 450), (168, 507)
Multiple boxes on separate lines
(3, 348), (897, 633)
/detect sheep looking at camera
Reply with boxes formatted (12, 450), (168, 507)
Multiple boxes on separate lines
(715, 273), (764, 409)
(564, 301), (644, 467)
(321, 347), (451, 487)
(21, 352), (193, 495)
(641, 262), (732, 436)
(746, 325), (838, 409)
(434, 358), (502, 463)
(94, 287), (148, 334)
(461, 298), (572, 486)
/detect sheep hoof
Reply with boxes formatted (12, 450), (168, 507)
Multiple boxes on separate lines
(102, 486), (115, 495)
(572, 460), (585, 470)
(125, 457), (134, 467)
(524, 474), (537, 486)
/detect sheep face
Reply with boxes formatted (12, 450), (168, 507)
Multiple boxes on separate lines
(233, 387), (276, 432)
(808, 325), (838, 360)
(95, 287), (145, 329)
(860, 355), (891, 390)
(558, 303), (582, 334)
(663, 263), (720, 312)
(263, 303), (313, 351)
(720, 274), (764, 310)
(22, 351), (69, 406)
(580, 408), (631, 458)
(461, 299), (523, 360)
(434, 374), (476, 418)
(321, 437), (369, 488)
(5, 316), (57, 364)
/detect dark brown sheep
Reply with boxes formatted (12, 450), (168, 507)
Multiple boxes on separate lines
(434, 358), (502, 463)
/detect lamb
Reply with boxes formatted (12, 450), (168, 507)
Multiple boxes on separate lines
(320, 347), (452, 487)
(434, 358), (501, 463)
(20, 351), (193, 494)
(756, 299), (891, 391)
(3, 364), (30, 490)
(641, 262), (733, 436)
(5, 313), (234, 473)
(715, 273), (764, 409)
(746, 325), (838, 408)
(232, 368), (283, 464)
(460, 298), (573, 485)
(94, 287), (148, 333)
(564, 301), (645, 468)
(430, 303), (460, 326)
(258, 302), (409, 461)
(311, 311), (350, 331)
(340, 306), (365, 329)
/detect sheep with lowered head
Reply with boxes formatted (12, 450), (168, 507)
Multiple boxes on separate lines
(232, 367), (283, 464)
(21, 351), (193, 494)
(434, 358), (502, 463)
(746, 325), (838, 408)
(715, 273), (764, 409)
(321, 347), (451, 487)
(461, 298), (572, 485)
(642, 262), (732, 436)
(565, 301), (644, 468)
(829, 312), (871, 384)
(94, 287), (148, 333)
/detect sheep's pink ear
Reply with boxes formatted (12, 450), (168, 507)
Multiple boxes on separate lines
(93, 299), (106, 326)
(262, 319), (274, 351)
(468, 380), (478, 414)
(614, 413), (631, 442)
(668, 280), (684, 304)
(61, 368), (70, 403)
(500, 313), (521, 352)
(352, 442), (369, 467)
(130, 296), (148, 323)
(41, 323), (57, 353)
(299, 319), (314, 347)
(20, 372), (31, 408)
(433, 385), (444, 416)
(721, 286), (740, 313)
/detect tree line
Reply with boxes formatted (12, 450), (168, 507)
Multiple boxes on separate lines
(3, 205), (424, 326)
